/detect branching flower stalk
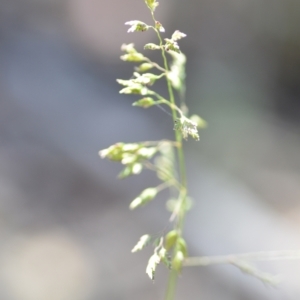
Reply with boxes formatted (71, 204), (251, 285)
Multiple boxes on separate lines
(100, 0), (204, 298)
(99, 0), (300, 299)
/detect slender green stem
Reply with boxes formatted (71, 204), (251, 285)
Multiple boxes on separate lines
(165, 270), (178, 300)
(154, 98), (183, 117)
(156, 181), (175, 193)
(184, 250), (300, 266)
(144, 57), (166, 72)
(150, 11), (188, 300)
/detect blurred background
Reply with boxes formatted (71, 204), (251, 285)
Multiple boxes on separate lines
(1, 0), (300, 299)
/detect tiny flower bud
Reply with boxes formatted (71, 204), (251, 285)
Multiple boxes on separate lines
(130, 188), (157, 210)
(145, 0), (159, 12)
(165, 230), (178, 251)
(144, 43), (161, 50)
(132, 234), (151, 253)
(171, 30), (187, 41)
(125, 20), (150, 32)
(155, 21), (165, 32)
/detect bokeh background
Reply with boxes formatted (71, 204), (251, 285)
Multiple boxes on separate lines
(1, 0), (300, 299)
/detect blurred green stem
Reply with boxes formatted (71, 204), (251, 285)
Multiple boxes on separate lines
(151, 11), (188, 300)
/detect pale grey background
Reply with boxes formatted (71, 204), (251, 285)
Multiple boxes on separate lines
(1, 0), (300, 299)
